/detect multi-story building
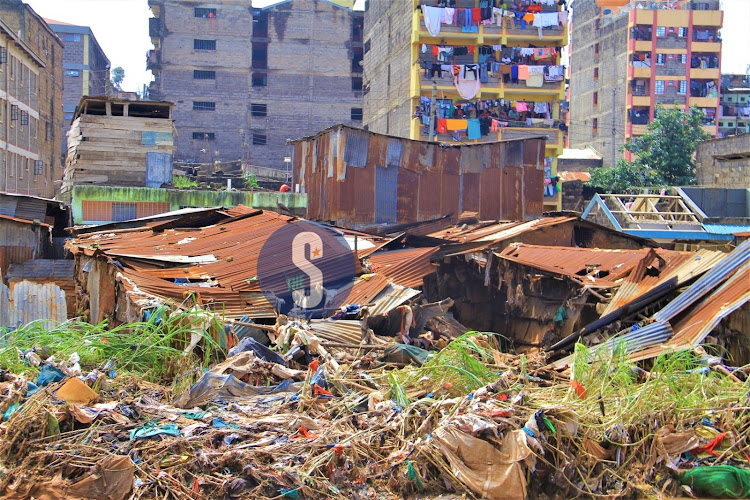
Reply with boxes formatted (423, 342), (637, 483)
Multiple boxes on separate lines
(718, 73), (750, 138)
(0, 0), (64, 198)
(44, 19), (110, 135)
(363, 0), (569, 211)
(147, 0), (363, 169)
(570, 0), (722, 168)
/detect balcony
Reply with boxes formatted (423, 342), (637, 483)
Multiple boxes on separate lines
(149, 17), (163, 38)
(690, 67), (719, 79)
(701, 124), (717, 135)
(416, 14), (567, 42)
(632, 95), (651, 106)
(694, 9), (722, 27)
(501, 79), (564, 97)
(691, 96), (718, 107)
(632, 65), (651, 78)
(691, 41), (720, 52)
(146, 50), (161, 71)
(631, 124), (648, 136)
(634, 40), (652, 52)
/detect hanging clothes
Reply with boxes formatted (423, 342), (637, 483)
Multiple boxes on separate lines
(517, 65), (530, 80)
(437, 118), (448, 134)
(445, 119), (468, 131)
(467, 119), (481, 140)
(443, 7), (455, 25)
(422, 5), (443, 36)
(455, 76), (481, 99)
(526, 73), (544, 87)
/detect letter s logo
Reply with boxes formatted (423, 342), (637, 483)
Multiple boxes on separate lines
(291, 231), (324, 309)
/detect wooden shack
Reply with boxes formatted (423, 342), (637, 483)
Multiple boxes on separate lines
(62, 97), (176, 195)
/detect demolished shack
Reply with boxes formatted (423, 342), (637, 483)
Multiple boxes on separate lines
(66, 206), (405, 326)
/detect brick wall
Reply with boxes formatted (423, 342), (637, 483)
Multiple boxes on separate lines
(569, 0), (629, 169)
(362, 0), (413, 138)
(249, 0), (363, 169)
(695, 134), (750, 187)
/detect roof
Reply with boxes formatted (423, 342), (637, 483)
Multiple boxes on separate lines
(0, 19), (46, 68)
(494, 243), (690, 288)
(287, 123), (545, 148)
(558, 147), (602, 161)
(67, 208), (391, 317)
(0, 214), (50, 228)
(7, 259), (75, 280)
(366, 247), (439, 288)
(257, 0), (357, 11)
(43, 18), (78, 27)
(558, 171), (591, 182)
(0, 191), (64, 205)
(426, 216), (577, 246)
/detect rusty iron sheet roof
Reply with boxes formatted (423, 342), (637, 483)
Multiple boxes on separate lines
(600, 248), (725, 316)
(494, 243), (691, 288)
(345, 274), (391, 307)
(67, 209), (390, 317)
(558, 171), (591, 182)
(427, 217), (576, 246)
(0, 214), (51, 227)
(366, 247), (439, 288)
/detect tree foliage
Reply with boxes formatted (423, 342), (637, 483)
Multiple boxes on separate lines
(111, 66), (125, 90)
(588, 104), (711, 193)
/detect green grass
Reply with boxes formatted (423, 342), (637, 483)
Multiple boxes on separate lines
(172, 175), (198, 188)
(0, 310), (224, 383)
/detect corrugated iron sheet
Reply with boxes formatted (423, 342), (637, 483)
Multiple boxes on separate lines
(495, 244), (690, 288)
(308, 319), (389, 345)
(702, 223), (750, 235)
(343, 128), (369, 168)
(0, 283), (9, 328)
(368, 283), (421, 316)
(0, 280), (67, 329)
(386, 138), (403, 167)
(367, 247), (439, 288)
(346, 274), (391, 307)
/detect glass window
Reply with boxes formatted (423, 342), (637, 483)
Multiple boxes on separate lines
(194, 8), (217, 18)
(678, 81), (687, 94)
(252, 133), (267, 145)
(656, 26), (666, 37)
(193, 101), (216, 111)
(655, 80), (665, 94)
(192, 132), (215, 140)
(251, 103), (267, 117)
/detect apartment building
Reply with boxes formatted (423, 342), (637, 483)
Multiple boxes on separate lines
(718, 73), (749, 138)
(45, 20), (110, 134)
(147, 0), (363, 169)
(0, 1), (63, 198)
(569, 0), (722, 168)
(362, 0), (569, 211)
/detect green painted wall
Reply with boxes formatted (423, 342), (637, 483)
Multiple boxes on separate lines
(71, 185), (307, 224)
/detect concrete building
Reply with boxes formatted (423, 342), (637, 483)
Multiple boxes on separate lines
(695, 134), (750, 188)
(146, 0), (363, 169)
(718, 73), (749, 138)
(0, 1), (64, 198)
(362, 0), (569, 210)
(44, 19), (110, 136)
(569, 0), (722, 168)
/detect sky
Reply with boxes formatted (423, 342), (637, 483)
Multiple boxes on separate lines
(22, 0), (750, 92)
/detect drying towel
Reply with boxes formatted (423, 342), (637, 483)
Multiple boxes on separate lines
(445, 119), (469, 131)
(467, 119), (481, 140)
(515, 102), (528, 112)
(528, 66), (545, 75)
(443, 8), (455, 25)
(455, 76), (481, 99)
(437, 118), (448, 134)
(526, 73), (544, 87)
(517, 65), (530, 80)
(422, 5), (443, 36)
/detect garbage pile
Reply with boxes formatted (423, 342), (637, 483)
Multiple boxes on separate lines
(1, 312), (750, 499)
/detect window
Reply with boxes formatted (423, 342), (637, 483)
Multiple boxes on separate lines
(351, 19), (363, 42)
(595, 18), (600, 31)
(352, 76), (363, 91)
(194, 39), (216, 50)
(46, 121), (53, 140)
(0, 47), (6, 64)
(252, 133), (267, 145)
(192, 132), (215, 140)
(252, 73), (267, 87)
(593, 67), (599, 81)
(594, 43), (599, 56)
(194, 7), (217, 18)
(193, 101), (215, 111)
(65, 34), (81, 42)
(252, 43), (267, 69)
(251, 103), (267, 117)
(678, 27), (688, 37)
(10, 104), (18, 121)
(34, 160), (43, 175)
(678, 80), (687, 94)
(593, 91), (598, 107)
(677, 54), (687, 64)
(20, 110), (28, 125)
(65, 69), (80, 77)
(592, 118), (598, 134)
(193, 70), (215, 80)
(352, 47), (363, 73)
(351, 107), (363, 122)
(364, 39), (371, 54)
(655, 80), (665, 94)
(112, 202), (137, 222)
(656, 54), (665, 65)
(656, 26), (666, 37)
(253, 10), (268, 38)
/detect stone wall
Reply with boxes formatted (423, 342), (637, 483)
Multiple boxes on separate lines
(695, 134), (750, 187)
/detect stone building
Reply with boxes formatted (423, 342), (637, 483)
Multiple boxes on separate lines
(362, 0), (569, 210)
(570, 0), (722, 168)
(44, 20), (110, 137)
(147, 0), (363, 169)
(718, 73), (749, 138)
(0, 0), (64, 198)
(695, 134), (750, 188)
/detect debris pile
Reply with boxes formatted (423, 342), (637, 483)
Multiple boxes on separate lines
(1, 312), (750, 499)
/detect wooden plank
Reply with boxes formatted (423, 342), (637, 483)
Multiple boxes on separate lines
(73, 143), (174, 154)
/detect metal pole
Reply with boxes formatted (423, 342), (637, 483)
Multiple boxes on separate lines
(611, 88), (617, 168)
(429, 82), (437, 141)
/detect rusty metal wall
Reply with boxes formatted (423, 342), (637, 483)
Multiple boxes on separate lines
(293, 126), (546, 227)
(0, 280), (67, 329)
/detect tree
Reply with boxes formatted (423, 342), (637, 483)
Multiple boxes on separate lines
(588, 104), (711, 192)
(111, 67), (125, 91)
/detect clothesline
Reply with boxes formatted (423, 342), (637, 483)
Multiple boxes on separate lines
(421, 4), (567, 38)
